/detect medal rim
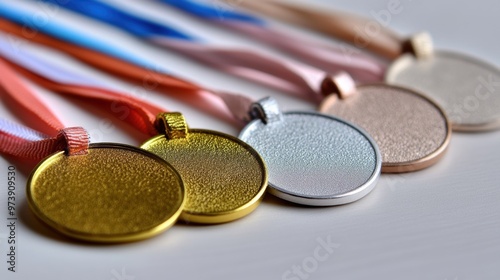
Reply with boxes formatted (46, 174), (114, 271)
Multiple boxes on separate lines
(319, 83), (452, 173)
(386, 50), (500, 131)
(141, 129), (268, 224)
(26, 142), (185, 243)
(239, 111), (382, 206)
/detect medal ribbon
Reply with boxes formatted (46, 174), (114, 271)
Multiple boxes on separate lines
(35, 0), (350, 99)
(156, 0), (387, 82)
(0, 58), (89, 159)
(0, 34), (185, 159)
(0, 34), (168, 135)
(0, 3), (254, 124)
(227, 1), (409, 60)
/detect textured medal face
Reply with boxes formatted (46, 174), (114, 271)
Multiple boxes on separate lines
(239, 112), (381, 206)
(141, 129), (268, 224)
(320, 84), (451, 173)
(27, 143), (185, 243)
(386, 51), (500, 131)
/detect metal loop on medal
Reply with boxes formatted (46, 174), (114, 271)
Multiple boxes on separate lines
(321, 72), (357, 99)
(250, 97), (283, 124)
(59, 127), (89, 156)
(156, 112), (188, 139)
(402, 32), (434, 59)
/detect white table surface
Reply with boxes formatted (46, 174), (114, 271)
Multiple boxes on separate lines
(0, 0), (499, 279)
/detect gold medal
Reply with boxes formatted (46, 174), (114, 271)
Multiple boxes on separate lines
(141, 113), (268, 224)
(27, 143), (185, 243)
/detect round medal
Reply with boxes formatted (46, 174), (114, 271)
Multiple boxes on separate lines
(320, 84), (451, 173)
(141, 113), (268, 224)
(239, 97), (381, 206)
(27, 143), (185, 243)
(387, 51), (500, 131)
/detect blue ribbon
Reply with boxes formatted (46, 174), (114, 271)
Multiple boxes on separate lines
(41, 0), (197, 41)
(157, 0), (265, 26)
(0, 2), (167, 71)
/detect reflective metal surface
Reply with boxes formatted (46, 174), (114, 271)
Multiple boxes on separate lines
(142, 125), (267, 224)
(386, 51), (500, 131)
(240, 98), (381, 206)
(27, 143), (185, 243)
(320, 84), (451, 173)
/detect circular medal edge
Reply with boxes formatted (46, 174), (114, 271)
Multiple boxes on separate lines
(385, 50), (500, 131)
(319, 83), (452, 173)
(141, 129), (269, 224)
(239, 111), (382, 206)
(26, 142), (186, 243)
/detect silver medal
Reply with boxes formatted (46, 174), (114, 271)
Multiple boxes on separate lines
(239, 97), (381, 206)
